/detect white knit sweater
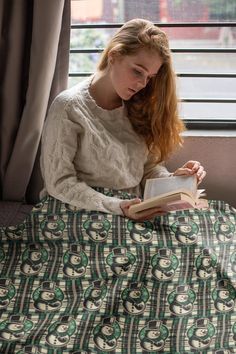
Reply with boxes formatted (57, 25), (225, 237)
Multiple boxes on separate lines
(40, 76), (171, 215)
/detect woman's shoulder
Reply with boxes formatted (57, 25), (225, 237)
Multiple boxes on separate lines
(51, 77), (92, 110)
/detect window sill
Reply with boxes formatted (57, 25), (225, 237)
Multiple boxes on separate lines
(183, 129), (236, 137)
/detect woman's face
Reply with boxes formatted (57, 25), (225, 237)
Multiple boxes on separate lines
(109, 48), (163, 101)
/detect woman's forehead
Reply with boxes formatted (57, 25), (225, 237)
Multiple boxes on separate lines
(127, 49), (162, 74)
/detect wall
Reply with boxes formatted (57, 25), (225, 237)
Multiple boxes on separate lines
(166, 133), (236, 208)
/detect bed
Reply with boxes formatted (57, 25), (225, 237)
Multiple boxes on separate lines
(0, 189), (236, 353)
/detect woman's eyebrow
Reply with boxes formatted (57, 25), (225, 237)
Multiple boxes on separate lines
(134, 63), (157, 76)
(134, 63), (148, 72)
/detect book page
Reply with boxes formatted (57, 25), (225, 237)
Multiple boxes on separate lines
(144, 175), (198, 200)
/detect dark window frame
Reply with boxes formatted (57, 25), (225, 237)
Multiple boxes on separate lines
(70, 22), (236, 130)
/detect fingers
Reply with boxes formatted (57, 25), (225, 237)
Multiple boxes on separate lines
(173, 167), (193, 176)
(174, 160), (206, 185)
(184, 160), (200, 171)
(120, 198), (141, 217)
(197, 169), (207, 185)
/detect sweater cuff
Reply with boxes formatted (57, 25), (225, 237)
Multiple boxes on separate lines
(99, 197), (124, 216)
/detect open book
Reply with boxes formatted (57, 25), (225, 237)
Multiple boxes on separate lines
(129, 175), (208, 214)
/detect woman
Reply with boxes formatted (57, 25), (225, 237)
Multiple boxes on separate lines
(40, 18), (206, 220)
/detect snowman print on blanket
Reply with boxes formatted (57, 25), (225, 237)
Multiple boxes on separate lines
(83, 214), (111, 242)
(20, 243), (48, 276)
(170, 216), (199, 245)
(187, 318), (215, 350)
(106, 247), (136, 277)
(233, 320), (236, 342)
(138, 320), (169, 352)
(45, 315), (76, 347)
(0, 315), (33, 341)
(93, 316), (121, 352)
(214, 216), (235, 243)
(0, 278), (16, 309)
(121, 282), (149, 315)
(212, 279), (235, 312)
(63, 244), (88, 278)
(195, 248), (217, 280)
(83, 279), (107, 311)
(33, 196), (48, 211)
(151, 248), (179, 281)
(0, 248), (5, 263)
(127, 220), (154, 244)
(33, 281), (64, 312)
(168, 285), (196, 316)
(5, 223), (25, 240)
(230, 250), (236, 273)
(16, 345), (42, 354)
(40, 214), (65, 240)
(16, 345), (42, 353)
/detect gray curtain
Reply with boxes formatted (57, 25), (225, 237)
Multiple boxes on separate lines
(0, 0), (71, 203)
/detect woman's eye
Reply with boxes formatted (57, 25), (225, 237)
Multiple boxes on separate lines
(133, 69), (142, 76)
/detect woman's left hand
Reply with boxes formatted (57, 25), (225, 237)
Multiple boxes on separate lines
(173, 160), (206, 185)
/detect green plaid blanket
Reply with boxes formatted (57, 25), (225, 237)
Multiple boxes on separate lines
(0, 191), (236, 354)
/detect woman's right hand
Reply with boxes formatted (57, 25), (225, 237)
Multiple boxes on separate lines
(120, 198), (166, 221)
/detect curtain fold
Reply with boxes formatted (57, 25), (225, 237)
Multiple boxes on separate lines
(0, 0), (71, 203)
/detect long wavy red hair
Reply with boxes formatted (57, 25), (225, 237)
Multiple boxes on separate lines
(98, 18), (185, 162)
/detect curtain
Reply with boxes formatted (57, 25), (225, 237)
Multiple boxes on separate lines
(0, 0), (71, 203)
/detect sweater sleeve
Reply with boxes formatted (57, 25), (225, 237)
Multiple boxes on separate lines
(40, 95), (124, 215)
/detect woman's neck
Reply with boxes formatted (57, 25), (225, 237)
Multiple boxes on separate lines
(89, 71), (122, 110)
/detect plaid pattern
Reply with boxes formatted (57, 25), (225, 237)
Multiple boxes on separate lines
(0, 191), (236, 354)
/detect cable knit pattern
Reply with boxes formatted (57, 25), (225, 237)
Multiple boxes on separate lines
(40, 76), (171, 215)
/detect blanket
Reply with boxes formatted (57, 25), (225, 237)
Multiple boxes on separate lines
(0, 191), (236, 354)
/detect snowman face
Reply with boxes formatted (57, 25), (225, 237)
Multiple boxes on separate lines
(6, 226), (23, 238)
(219, 224), (230, 232)
(195, 328), (207, 337)
(41, 291), (55, 300)
(92, 222), (103, 229)
(31, 251), (41, 261)
(218, 290), (229, 299)
(176, 294), (188, 302)
(179, 225), (192, 233)
(0, 288), (8, 296)
(47, 222), (58, 230)
(8, 323), (24, 331)
(70, 255), (81, 264)
(147, 329), (160, 339)
(159, 259), (171, 268)
(57, 324), (69, 333)
(135, 223), (146, 231)
(202, 258), (211, 267)
(101, 325), (114, 336)
(129, 290), (141, 298)
(115, 256), (128, 264)
(91, 289), (101, 298)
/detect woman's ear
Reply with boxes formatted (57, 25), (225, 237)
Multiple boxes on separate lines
(108, 50), (121, 65)
(108, 52), (115, 65)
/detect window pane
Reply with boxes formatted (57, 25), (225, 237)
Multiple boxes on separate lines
(70, 0), (236, 124)
(71, 0), (236, 24)
(180, 103), (236, 120)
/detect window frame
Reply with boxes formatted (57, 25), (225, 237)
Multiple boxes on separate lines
(70, 22), (236, 130)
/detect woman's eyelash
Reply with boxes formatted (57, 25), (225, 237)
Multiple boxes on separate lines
(133, 69), (143, 76)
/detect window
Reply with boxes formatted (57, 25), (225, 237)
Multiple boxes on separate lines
(70, 0), (236, 129)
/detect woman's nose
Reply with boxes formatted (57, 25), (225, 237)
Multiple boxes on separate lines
(138, 75), (148, 88)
